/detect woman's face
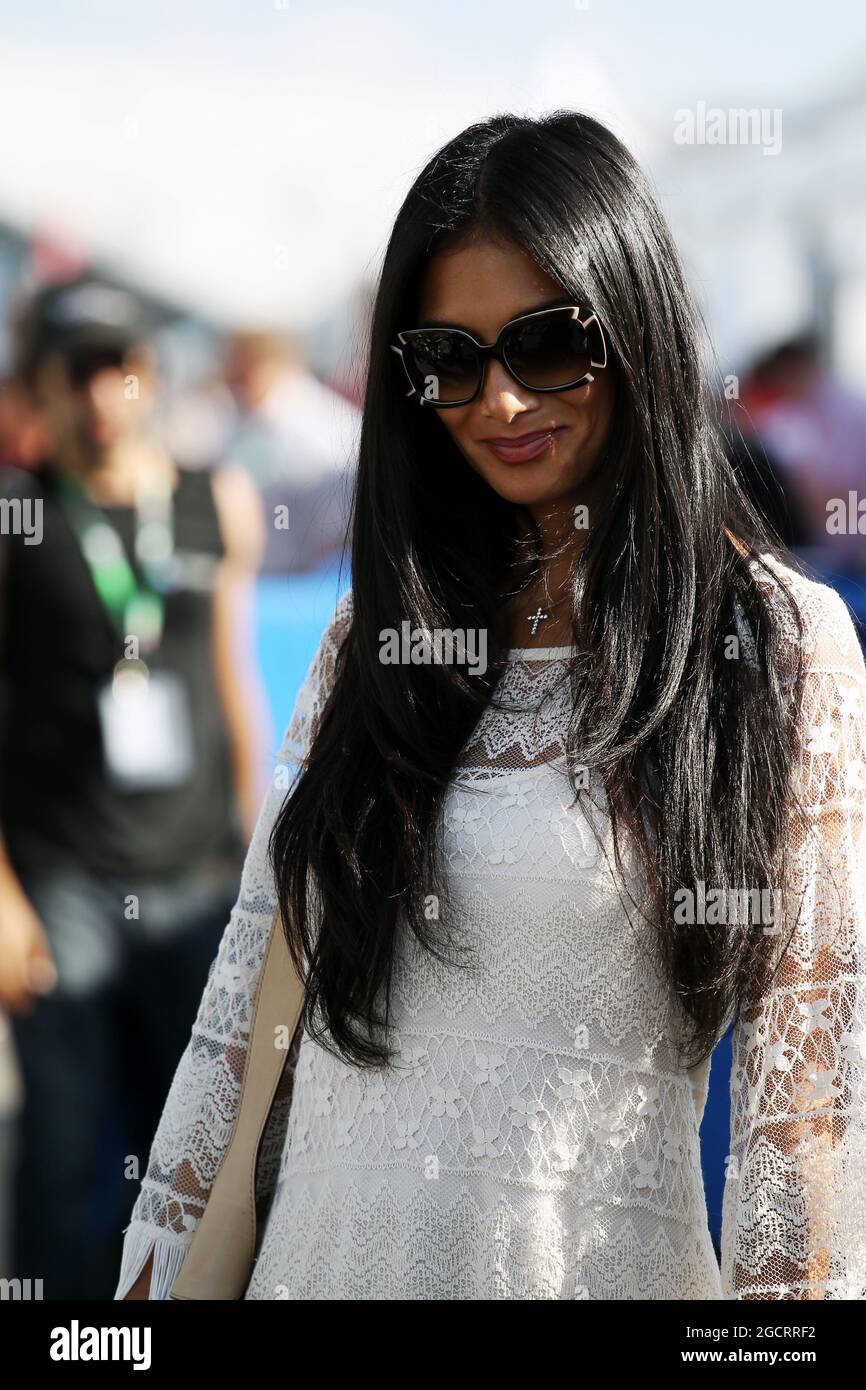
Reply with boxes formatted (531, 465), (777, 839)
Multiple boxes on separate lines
(416, 233), (616, 523)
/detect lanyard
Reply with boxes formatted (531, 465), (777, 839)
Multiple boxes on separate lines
(58, 471), (175, 658)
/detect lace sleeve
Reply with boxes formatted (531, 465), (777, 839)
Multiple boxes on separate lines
(113, 588), (353, 1299)
(720, 578), (866, 1299)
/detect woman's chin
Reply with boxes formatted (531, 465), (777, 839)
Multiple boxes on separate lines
(473, 457), (588, 511)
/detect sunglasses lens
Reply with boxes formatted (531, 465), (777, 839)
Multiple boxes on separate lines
(403, 330), (479, 404)
(504, 312), (598, 390)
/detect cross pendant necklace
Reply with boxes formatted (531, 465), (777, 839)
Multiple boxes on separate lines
(528, 605), (549, 636)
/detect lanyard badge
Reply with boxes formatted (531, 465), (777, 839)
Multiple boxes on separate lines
(61, 472), (174, 662)
(59, 471), (195, 790)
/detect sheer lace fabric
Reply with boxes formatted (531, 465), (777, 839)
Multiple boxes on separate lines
(114, 556), (866, 1300)
(721, 561), (866, 1299)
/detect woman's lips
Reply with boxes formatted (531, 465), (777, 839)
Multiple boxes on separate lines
(482, 426), (564, 463)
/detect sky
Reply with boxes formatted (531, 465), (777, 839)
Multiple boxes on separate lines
(0, 0), (864, 329)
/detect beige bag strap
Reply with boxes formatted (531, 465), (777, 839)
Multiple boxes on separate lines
(169, 906), (304, 1300)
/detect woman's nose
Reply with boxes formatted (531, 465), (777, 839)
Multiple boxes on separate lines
(477, 356), (535, 417)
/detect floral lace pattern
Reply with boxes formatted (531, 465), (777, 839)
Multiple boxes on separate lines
(115, 556), (866, 1300)
(720, 561), (866, 1299)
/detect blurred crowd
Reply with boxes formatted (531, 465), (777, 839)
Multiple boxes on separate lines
(0, 266), (865, 1299)
(730, 334), (866, 571)
(0, 270), (358, 1298)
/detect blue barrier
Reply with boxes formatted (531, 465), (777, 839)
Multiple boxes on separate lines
(254, 565), (349, 766)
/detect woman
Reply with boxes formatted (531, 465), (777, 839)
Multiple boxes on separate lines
(118, 111), (866, 1301)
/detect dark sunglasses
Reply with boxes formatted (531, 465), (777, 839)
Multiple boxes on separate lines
(390, 304), (607, 408)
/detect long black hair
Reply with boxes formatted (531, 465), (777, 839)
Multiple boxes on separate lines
(271, 110), (805, 1072)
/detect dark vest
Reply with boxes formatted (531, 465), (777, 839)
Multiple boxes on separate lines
(0, 462), (244, 880)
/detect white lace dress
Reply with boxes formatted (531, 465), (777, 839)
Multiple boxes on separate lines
(114, 557), (866, 1300)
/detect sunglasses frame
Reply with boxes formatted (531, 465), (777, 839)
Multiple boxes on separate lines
(390, 304), (608, 408)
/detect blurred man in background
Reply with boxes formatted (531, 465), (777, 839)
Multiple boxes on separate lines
(223, 328), (357, 571)
(0, 375), (44, 470)
(0, 275), (265, 1297)
(740, 334), (866, 568)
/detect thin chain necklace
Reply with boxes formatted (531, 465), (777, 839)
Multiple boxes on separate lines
(525, 572), (569, 636)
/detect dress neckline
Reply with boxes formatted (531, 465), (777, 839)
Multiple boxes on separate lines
(506, 645), (577, 659)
